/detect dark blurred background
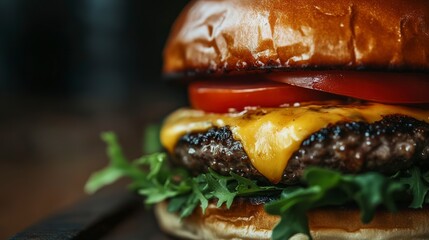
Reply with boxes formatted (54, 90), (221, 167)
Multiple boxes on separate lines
(0, 0), (189, 238)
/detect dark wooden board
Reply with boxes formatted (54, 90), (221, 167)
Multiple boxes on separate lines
(9, 189), (172, 240)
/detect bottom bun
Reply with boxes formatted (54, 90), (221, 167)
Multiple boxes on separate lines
(154, 200), (429, 240)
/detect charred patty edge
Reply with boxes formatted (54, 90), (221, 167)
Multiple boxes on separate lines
(172, 115), (429, 184)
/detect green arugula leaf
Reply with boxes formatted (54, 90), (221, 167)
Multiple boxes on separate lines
(231, 172), (281, 196)
(84, 166), (124, 194)
(85, 132), (144, 193)
(86, 132), (429, 240)
(205, 169), (237, 208)
(265, 187), (320, 215)
(304, 167), (342, 188)
(343, 174), (401, 223)
(139, 180), (178, 204)
(265, 167), (406, 240)
(397, 167), (429, 208)
(191, 180), (209, 213)
(167, 194), (188, 213)
(271, 207), (310, 240)
(180, 194), (199, 218)
(143, 123), (162, 154)
(86, 132), (282, 217)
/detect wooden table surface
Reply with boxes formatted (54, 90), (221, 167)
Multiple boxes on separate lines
(0, 86), (187, 239)
(10, 188), (174, 240)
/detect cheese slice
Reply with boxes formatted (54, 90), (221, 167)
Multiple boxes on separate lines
(161, 102), (429, 183)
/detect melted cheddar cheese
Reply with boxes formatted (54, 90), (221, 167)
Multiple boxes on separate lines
(161, 102), (429, 183)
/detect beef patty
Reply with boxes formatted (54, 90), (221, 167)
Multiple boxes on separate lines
(172, 115), (429, 184)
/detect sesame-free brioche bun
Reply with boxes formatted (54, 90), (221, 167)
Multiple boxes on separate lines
(155, 201), (429, 240)
(163, 0), (429, 75)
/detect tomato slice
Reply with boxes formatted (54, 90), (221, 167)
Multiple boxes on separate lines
(267, 71), (429, 104)
(189, 79), (339, 113)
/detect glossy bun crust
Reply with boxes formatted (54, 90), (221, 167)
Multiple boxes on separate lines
(155, 201), (429, 240)
(163, 0), (429, 75)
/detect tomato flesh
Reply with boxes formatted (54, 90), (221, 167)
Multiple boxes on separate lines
(189, 79), (339, 113)
(267, 71), (429, 104)
(189, 71), (429, 113)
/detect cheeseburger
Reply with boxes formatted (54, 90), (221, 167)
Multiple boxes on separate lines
(87, 0), (429, 239)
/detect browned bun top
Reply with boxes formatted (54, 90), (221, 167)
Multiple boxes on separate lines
(163, 0), (429, 76)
